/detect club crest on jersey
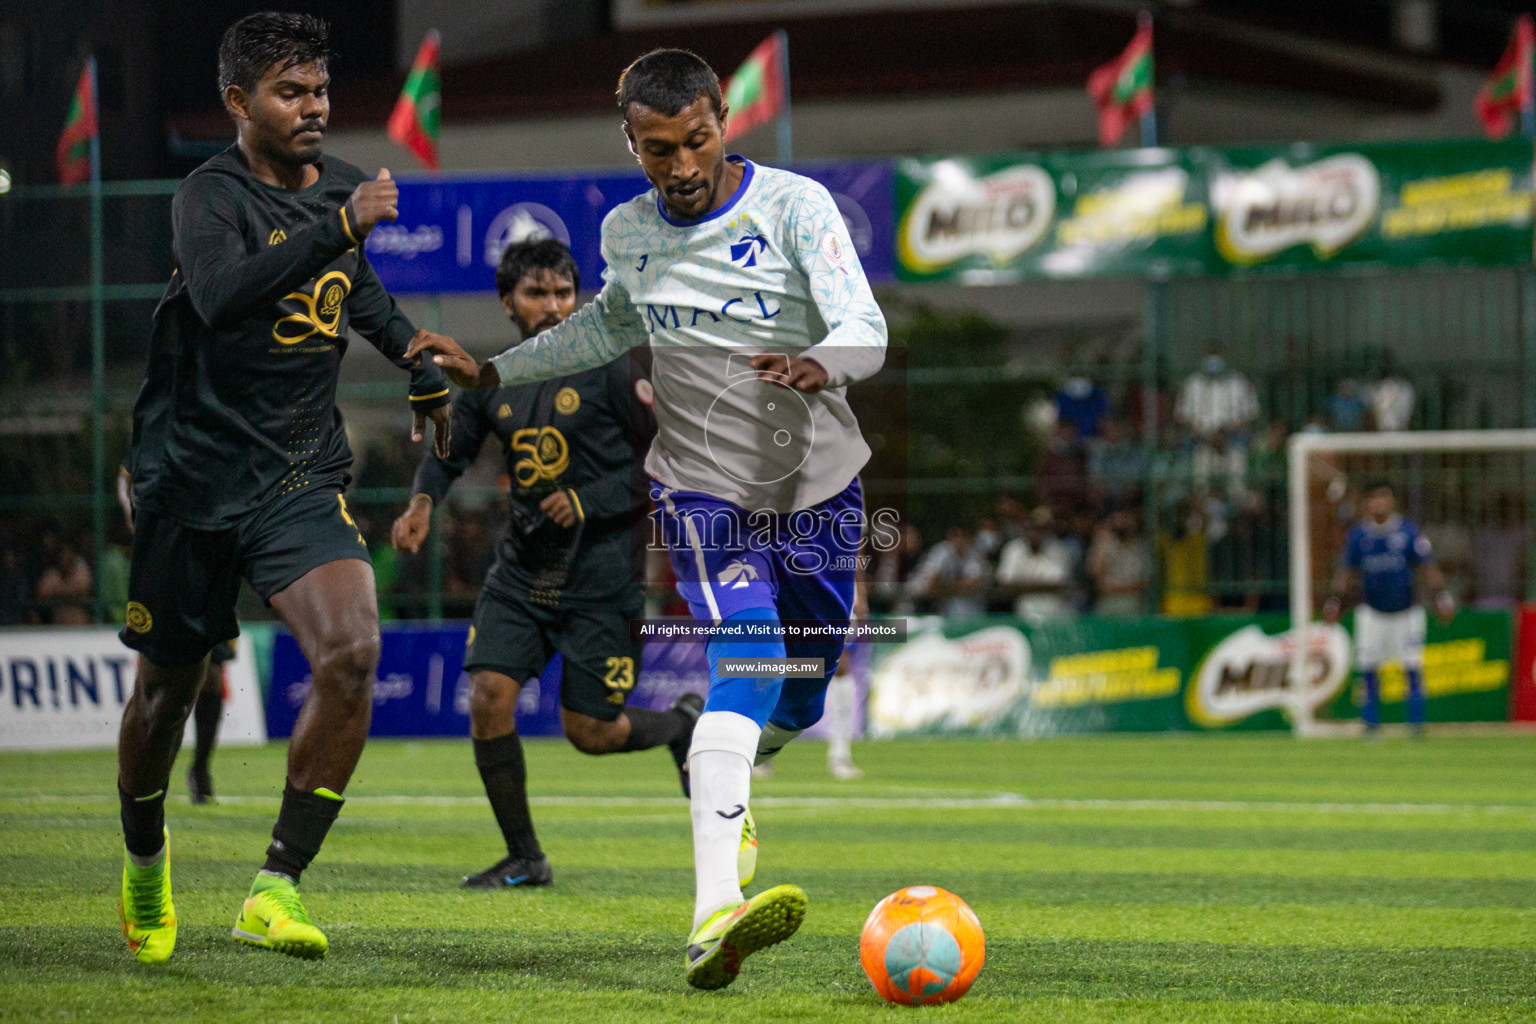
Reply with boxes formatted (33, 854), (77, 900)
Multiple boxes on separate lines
(729, 233), (770, 267)
(555, 387), (581, 415)
(718, 559), (761, 589)
(273, 270), (351, 345)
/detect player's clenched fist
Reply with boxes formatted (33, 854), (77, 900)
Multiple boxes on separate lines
(391, 495), (433, 555)
(346, 168), (398, 238)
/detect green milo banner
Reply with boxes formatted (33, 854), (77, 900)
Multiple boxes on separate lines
(867, 611), (1511, 737)
(895, 140), (1534, 282)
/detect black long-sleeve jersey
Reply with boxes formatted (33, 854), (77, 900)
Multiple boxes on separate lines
(128, 146), (450, 529)
(412, 352), (657, 607)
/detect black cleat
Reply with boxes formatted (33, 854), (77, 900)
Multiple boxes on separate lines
(459, 854), (553, 890)
(670, 692), (705, 798)
(187, 765), (214, 805)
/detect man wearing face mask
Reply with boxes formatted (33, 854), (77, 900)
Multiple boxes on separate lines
(1175, 350), (1259, 500)
(391, 239), (689, 894)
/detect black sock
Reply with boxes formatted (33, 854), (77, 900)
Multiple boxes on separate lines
(473, 733), (542, 861)
(119, 784), (167, 858)
(619, 706), (687, 752)
(261, 781), (344, 882)
(192, 687), (223, 776)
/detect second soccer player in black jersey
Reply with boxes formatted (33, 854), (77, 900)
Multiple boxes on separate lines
(115, 12), (459, 965)
(391, 239), (701, 889)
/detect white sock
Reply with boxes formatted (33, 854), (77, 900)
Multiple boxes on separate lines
(827, 673), (855, 765)
(688, 711), (760, 930)
(754, 720), (802, 766)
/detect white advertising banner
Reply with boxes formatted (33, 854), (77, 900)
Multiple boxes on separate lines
(0, 627), (266, 751)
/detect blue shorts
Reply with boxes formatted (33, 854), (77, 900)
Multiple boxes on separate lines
(651, 478), (861, 646)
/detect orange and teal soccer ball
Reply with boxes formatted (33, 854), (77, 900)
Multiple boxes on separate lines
(859, 886), (985, 1005)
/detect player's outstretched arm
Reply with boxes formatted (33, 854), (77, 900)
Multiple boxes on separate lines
(787, 182), (888, 389)
(174, 169), (398, 330)
(407, 281), (648, 390)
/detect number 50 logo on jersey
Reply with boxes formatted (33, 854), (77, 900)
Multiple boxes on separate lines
(510, 426), (570, 486)
(273, 271), (352, 344)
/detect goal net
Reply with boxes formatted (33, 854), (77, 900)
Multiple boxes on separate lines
(1286, 429), (1536, 735)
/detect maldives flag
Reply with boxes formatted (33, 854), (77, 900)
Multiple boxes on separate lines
(56, 58), (98, 186)
(1474, 15), (1534, 140)
(1087, 14), (1154, 148)
(388, 30), (441, 170)
(723, 31), (789, 143)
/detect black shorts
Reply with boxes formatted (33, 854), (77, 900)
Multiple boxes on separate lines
(463, 580), (643, 723)
(120, 486), (369, 666)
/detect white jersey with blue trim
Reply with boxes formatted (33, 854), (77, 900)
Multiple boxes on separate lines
(488, 157), (887, 513)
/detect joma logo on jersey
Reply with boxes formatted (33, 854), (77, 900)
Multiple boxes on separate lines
(718, 560), (761, 589)
(274, 270), (351, 344)
(729, 233), (769, 267)
(510, 426), (570, 487)
(644, 292), (781, 333)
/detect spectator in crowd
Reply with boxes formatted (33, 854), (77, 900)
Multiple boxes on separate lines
(443, 508), (496, 617)
(1055, 373), (1110, 440)
(904, 524), (989, 619)
(973, 516), (1004, 569)
(869, 522), (923, 615)
(1088, 510), (1150, 616)
(1368, 352), (1415, 431)
(995, 507), (1074, 623)
(1471, 492), (1525, 608)
(1246, 419), (1288, 486)
(1176, 350), (1258, 499)
(34, 535), (93, 625)
(99, 518), (133, 624)
(994, 495), (1029, 548)
(1327, 378), (1368, 432)
(1158, 499), (1213, 617)
(0, 545), (31, 625)
(1087, 416), (1144, 511)
(1036, 420), (1088, 522)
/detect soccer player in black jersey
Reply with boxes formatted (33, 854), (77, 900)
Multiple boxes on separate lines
(115, 12), (457, 964)
(391, 239), (702, 889)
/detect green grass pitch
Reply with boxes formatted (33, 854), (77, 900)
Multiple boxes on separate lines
(2, 732), (1534, 1022)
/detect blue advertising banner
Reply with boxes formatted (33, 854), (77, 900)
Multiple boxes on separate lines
(267, 623), (713, 739)
(366, 161), (895, 294)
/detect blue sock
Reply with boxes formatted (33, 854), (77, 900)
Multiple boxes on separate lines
(704, 607), (785, 728)
(1406, 668), (1426, 726)
(1361, 670), (1381, 728)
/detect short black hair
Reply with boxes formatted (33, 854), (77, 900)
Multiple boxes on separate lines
(496, 239), (579, 298)
(1365, 479), (1394, 495)
(218, 12), (331, 97)
(615, 48), (722, 119)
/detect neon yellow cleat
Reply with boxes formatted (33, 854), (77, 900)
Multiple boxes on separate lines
(119, 828), (176, 964)
(232, 872), (328, 959)
(684, 883), (806, 991)
(738, 806), (758, 888)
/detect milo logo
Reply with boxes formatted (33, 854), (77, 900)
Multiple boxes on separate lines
(1187, 623), (1351, 727)
(1214, 154), (1379, 264)
(899, 165), (1056, 273)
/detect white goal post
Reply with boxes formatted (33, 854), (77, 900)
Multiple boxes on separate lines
(1286, 429), (1536, 735)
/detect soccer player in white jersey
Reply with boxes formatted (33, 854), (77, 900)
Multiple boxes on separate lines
(410, 49), (887, 989)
